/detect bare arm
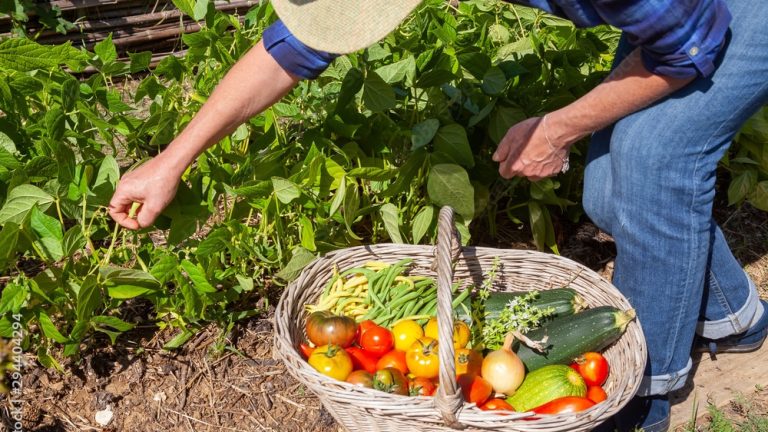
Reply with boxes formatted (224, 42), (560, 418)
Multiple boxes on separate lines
(492, 49), (695, 180)
(109, 41), (300, 229)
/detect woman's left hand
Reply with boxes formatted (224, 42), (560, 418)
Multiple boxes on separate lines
(492, 116), (571, 181)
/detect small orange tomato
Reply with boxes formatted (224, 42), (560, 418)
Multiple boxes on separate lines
(480, 398), (515, 411)
(405, 337), (440, 379)
(455, 348), (483, 377)
(377, 350), (409, 374)
(409, 377), (437, 396)
(571, 352), (610, 386)
(586, 385), (608, 403)
(457, 373), (493, 406)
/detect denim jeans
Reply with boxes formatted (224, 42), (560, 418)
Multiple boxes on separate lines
(582, 0), (768, 396)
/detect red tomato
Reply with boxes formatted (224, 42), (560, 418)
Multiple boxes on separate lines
(356, 320), (379, 342)
(457, 373), (492, 406)
(586, 385), (607, 403)
(376, 350), (409, 374)
(345, 346), (380, 373)
(409, 377), (437, 396)
(346, 370), (373, 388)
(480, 398), (515, 411)
(359, 325), (394, 356)
(571, 352), (610, 386)
(299, 343), (315, 359)
(532, 396), (595, 414)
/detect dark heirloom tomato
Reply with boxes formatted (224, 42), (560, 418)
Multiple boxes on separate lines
(346, 370), (374, 388)
(305, 311), (357, 348)
(372, 367), (409, 396)
(571, 352), (610, 386)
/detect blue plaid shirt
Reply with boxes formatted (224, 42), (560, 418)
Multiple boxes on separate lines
(263, 0), (731, 80)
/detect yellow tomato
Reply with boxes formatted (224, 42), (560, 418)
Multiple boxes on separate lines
(392, 319), (424, 351)
(424, 317), (471, 349)
(308, 344), (353, 381)
(455, 348), (483, 377)
(406, 337), (440, 379)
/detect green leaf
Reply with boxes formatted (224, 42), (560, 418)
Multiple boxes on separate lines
(38, 347), (64, 372)
(0, 282), (26, 314)
(427, 164), (474, 221)
(363, 71), (396, 112)
(101, 267), (160, 299)
(347, 167), (399, 181)
(299, 215), (316, 251)
(91, 315), (135, 332)
(434, 124), (475, 168)
(0, 131), (20, 169)
(171, 0), (195, 16)
(62, 225), (86, 257)
(180, 260), (217, 293)
(728, 170), (757, 205)
(0, 184), (53, 224)
(0, 38), (61, 72)
(411, 205), (435, 244)
(529, 201), (557, 253)
(39, 311), (68, 343)
(0, 222), (19, 267)
(275, 247), (316, 281)
(76, 276), (101, 322)
(415, 69), (455, 88)
(336, 68), (364, 110)
(329, 176), (346, 217)
(272, 177), (301, 204)
(748, 180), (768, 211)
(60, 77), (80, 111)
(94, 34), (117, 64)
(128, 51), (152, 73)
(193, 0), (210, 20)
(481, 66), (507, 95)
(488, 24), (511, 43)
(150, 254), (178, 284)
(196, 227), (229, 257)
(108, 285), (153, 299)
(343, 181), (362, 240)
(411, 119), (440, 150)
(44, 107), (65, 142)
(90, 155), (120, 205)
(489, 106), (527, 144)
(164, 328), (194, 350)
(380, 203), (404, 243)
(30, 205), (64, 261)
(375, 56), (416, 84)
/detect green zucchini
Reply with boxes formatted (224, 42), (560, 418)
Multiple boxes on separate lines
(506, 364), (587, 412)
(514, 306), (635, 372)
(457, 287), (587, 322)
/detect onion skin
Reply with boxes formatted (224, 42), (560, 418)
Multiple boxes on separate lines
(481, 333), (525, 395)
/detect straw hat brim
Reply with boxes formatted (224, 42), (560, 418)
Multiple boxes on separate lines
(271, 0), (423, 54)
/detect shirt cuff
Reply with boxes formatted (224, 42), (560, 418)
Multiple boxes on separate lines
(262, 20), (338, 80)
(640, 1), (731, 79)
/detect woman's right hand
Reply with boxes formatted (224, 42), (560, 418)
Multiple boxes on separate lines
(108, 154), (183, 230)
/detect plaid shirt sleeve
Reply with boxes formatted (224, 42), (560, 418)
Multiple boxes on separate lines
(515, 0), (732, 78)
(262, 19), (337, 80)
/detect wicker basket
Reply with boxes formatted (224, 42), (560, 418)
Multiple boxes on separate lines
(275, 207), (646, 431)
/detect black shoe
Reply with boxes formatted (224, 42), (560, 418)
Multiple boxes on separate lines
(694, 300), (768, 355)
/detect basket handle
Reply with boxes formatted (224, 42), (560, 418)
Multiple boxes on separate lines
(433, 206), (466, 429)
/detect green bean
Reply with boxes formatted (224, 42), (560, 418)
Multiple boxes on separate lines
(451, 288), (472, 310)
(389, 291), (421, 311)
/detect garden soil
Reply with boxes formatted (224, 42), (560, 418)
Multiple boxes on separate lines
(4, 202), (767, 432)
